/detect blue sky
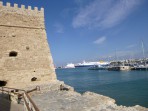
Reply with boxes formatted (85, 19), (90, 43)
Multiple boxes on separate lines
(2, 0), (148, 66)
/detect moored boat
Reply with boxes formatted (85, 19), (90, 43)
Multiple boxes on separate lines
(131, 65), (148, 71)
(65, 63), (75, 68)
(88, 64), (109, 70)
(108, 65), (131, 71)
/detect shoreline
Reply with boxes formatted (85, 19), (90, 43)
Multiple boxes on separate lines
(28, 80), (148, 111)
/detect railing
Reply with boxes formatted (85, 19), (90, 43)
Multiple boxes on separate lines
(23, 92), (40, 111)
(0, 86), (40, 111)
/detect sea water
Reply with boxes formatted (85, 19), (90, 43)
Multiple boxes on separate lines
(56, 68), (148, 108)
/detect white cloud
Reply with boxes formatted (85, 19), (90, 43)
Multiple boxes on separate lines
(93, 36), (106, 44)
(72, 0), (141, 29)
(54, 23), (64, 33)
(126, 44), (136, 49)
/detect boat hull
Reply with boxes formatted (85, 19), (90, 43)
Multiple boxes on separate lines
(132, 67), (148, 71)
(108, 66), (131, 71)
(75, 65), (95, 68)
(88, 67), (107, 70)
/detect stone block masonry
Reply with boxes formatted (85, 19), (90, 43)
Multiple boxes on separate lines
(0, 1), (56, 88)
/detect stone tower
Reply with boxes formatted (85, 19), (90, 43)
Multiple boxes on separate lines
(0, 2), (56, 88)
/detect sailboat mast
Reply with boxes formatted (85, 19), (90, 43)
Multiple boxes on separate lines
(142, 41), (145, 59)
(115, 48), (118, 61)
(141, 41), (146, 66)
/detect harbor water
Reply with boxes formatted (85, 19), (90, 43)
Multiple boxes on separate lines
(56, 68), (148, 108)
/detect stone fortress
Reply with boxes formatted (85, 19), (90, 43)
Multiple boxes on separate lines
(0, 1), (56, 88)
(0, 2), (147, 111)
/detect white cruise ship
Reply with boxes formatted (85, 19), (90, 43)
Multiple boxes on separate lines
(75, 61), (110, 68)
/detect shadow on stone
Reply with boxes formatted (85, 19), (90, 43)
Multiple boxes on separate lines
(0, 93), (11, 111)
(60, 84), (69, 91)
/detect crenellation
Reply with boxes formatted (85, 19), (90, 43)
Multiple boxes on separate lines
(40, 7), (44, 12)
(6, 2), (10, 7)
(21, 5), (25, 9)
(0, 1), (3, 6)
(14, 3), (18, 8)
(28, 6), (31, 10)
(0, 2), (44, 13)
(34, 7), (38, 11)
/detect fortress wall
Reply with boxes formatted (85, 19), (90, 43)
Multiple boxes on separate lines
(0, 2), (56, 88)
(0, 2), (44, 28)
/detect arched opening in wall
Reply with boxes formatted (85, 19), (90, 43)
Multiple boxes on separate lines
(0, 81), (7, 86)
(9, 51), (17, 57)
(31, 77), (37, 82)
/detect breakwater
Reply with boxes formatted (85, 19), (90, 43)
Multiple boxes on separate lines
(30, 80), (148, 111)
(56, 68), (148, 107)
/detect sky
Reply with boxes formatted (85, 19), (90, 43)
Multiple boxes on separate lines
(1, 0), (148, 66)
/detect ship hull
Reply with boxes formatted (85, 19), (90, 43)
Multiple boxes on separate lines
(75, 65), (95, 68)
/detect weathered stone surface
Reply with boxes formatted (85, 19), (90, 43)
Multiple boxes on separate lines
(31, 82), (148, 111)
(0, 2), (56, 88)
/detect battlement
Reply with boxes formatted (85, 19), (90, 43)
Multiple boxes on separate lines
(0, 1), (44, 12)
(0, 1), (45, 29)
